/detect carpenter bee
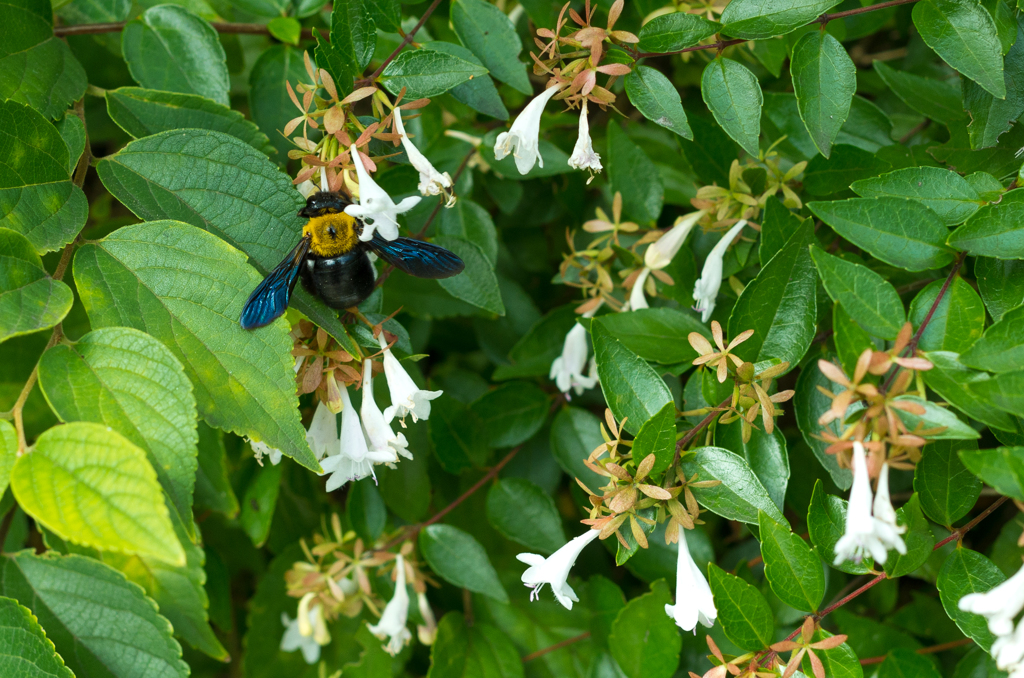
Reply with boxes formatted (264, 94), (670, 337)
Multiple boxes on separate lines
(240, 191), (465, 329)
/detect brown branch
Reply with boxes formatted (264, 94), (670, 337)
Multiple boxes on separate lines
(521, 632), (591, 662)
(815, 0), (917, 23)
(633, 38), (745, 60)
(357, 0), (445, 86)
(675, 396), (732, 455)
(55, 20), (323, 40)
(858, 638), (974, 666)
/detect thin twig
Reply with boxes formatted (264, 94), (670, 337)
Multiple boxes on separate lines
(934, 496), (1010, 550)
(357, 0), (445, 86)
(815, 0), (917, 23)
(633, 38), (746, 60)
(55, 20), (322, 40)
(521, 632), (591, 662)
(858, 638), (974, 666)
(674, 396), (732, 457)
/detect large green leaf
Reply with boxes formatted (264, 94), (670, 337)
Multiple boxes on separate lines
(715, 420), (789, 513)
(429, 612), (524, 678)
(851, 167), (982, 226)
(882, 494), (935, 578)
(95, 129), (357, 352)
(707, 564), (774, 651)
(486, 478), (566, 555)
(0, 227), (72, 343)
(122, 5), (230, 106)
(73, 220), (318, 471)
(11, 422), (186, 565)
(728, 219), (816, 368)
(913, 0), (1006, 98)
(608, 580), (681, 678)
(808, 198), (956, 271)
(803, 144), (891, 196)
(880, 648), (942, 678)
(948, 188), (1024, 258)
(923, 351), (1018, 432)
(419, 524), (508, 603)
(434, 235), (504, 316)
(873, 61), (966, 127)
(759, 511), (824, 612)
(380, 49), (489, 100)
(625, 66), (692, 140)
(894, 395), (980, 441)
(791, 30), (856, 158)
(595, 307), (709, 365)
(422, 42), (508, 120)
(0, 595), (74, 678)
(637, 12), (720, 52)
(959, 445), (1024, 501)
(975, 256), (1024, 321)
(550, 406), (606, 491)
(701, 57), (763, 157)
(937, 548), (1003, 651)
(469, 381), (547, 448)
(720, 0), (842, 39)
(0, 100), (86, 254)
(249, 45), (309, 161)
(914, 439), (982, 526)
(973, 369), (1024, 418)
(607, 121), (664, 224)
(329, 0), (374, 71)
(908, 277), (986, 353)
(592, 320), (672, 437)
(633, 402), (677, 475)
(961, 303), (1024, 372)
(37, 327), (199, 534)
(0, 552), (188, 678)
(810, 246), (905, 340)
(962, 16), (1024, 149)
(679, 446), (787, 525)
(106, 87), (273, 155)
(452, 0), (530, 94)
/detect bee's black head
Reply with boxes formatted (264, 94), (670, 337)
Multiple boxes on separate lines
(299, 191), (350, 218)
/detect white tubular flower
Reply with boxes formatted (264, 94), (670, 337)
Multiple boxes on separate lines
(378, 335), (442, 424)
(360, 359), (409, 461)
(993, 621), (1024, 673)
(960, 564), (1024, 637)
(494, 84), (561, 175)
(549, 302), (602, 396)
(872, 462), (907, 552)
(344, 144), (422, 242)
(416, 591), (438, 645)
(319, 383), (394, 491)
(517, 528), (600, 610)
(250, 440), (282, 466)
(394, 107), (454, 202)
(368, 554), (413, 656)
(645, 210), (706, 270)
(693, 220), (747, 323)
(305, 401), (338, 461)
(629, 267), (651, 311)
(834, 441), (891, 565)
(567, 99), (602, 180)
(665, 528), (717, 633)
(281, 593), (330, 664)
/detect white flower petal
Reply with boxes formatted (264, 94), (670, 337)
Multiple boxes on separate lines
(368, 554), (413, 656)
(693, 220), (747, 323)
(665, 529), (717, 632)
(345, 144), (422, 242)
(378, 335), (442, 423)
(568, 100), (602, 176)
(629, 267), (651, 311)
(645, 211), (705, 270)
(493, 85), (561, 175)
(518, 529), (599, 610)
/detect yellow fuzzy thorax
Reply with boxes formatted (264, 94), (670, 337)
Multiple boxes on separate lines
(303, 212), (360, 258)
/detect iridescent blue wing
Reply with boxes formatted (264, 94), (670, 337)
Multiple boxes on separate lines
(367, 233), (465, 279)
(240, 238), (310, 330)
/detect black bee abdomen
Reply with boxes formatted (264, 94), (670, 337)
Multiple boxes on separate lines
(300, 249), (376, 309)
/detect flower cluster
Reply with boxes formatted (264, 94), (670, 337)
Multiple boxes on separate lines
(960, 563), (1024, 677)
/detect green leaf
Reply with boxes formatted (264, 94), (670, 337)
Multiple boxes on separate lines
(976, 256), (1024, 321)
(330, 0), (374, 71)
(380, 49), (489, 100)
(452, 0), (529, 94)
(609, 580), (681, 678)
(422, 42), (508, 120)
(54, 112), (84, 174)
(550, 406), (606, 491)
(707, 564), (774, 652)
(592, 320), (672, 437)
(0, 421), (14, 498)
(429, 396), (487, 474)
(588, 576), (626, 647)
(429, 612), (524, 678)
(894, 395), (980, 441)
(494, 305), (576, 380)
(680, 446), (787, 525)
(959, 445), (1024, 500)
(759, 197), (801, 265)
(194, 421), (238, 516)
(728, 219), (816, 368)
(810, 246), (905, 339)
(759, 511), (824, 612)
(880, 647), (942, 678)
(873, 61), (967, 127)
(434, 235), (505, 316)
(915, 439), (982, 525)
(249, 45), (308, 161)
(37, 327), (198, 536)
(632, 401), (677, 476)
(795, 361), (853, 490)
(0, 0), (86, 121)
(803, 144), (891, 196)
(720, 0), (842, 39)
(607, 121), (664, 223)
(420, 524), (508, 603)
(805, 630), (864, 678)
(105, 87), (274, 155)
(833, 303), (876, 376)
(808, 198), (956, 271)
(233, 0), (288, 18)
(973, 369), (1024, 418)
(11, 422), (185, 565)
(267, 16), (300, 45)
(0, 551), (188, 678)
(883, 494), (936, 578)
(948, 188), (1024, 258)
(470, 382), (548, 448)
(0, 595), (74, 678)
(0, 228), (72, 343)
(637, 12), (720, 52)
(962, 17), (1024, 149)
(0, 100), (86, 254)
(851, 167), (982, 226)
(715, 421), (789, 513)
(923, 351), (1019, 432)
(438, 198), (498, 266)
(913, 0), (1006, 98)
(680, 114), (738, 186)
(595, 307), (709, 365)
(347, 478), (386, 544)
(364, 0), (399, 32)
(701, 57), (763, 157)
(239, 462), (281, 548)
(625, 66), (693, 140)
(808, 480), (872, 574)
(791, 30), (856, 158)
(961, 303), (1024, 372)
(95, 129), (357, 352)
(122, 6), (230, 106)
(486, 478), (566, 554)
(909, 277), (986, 354)
(937, 547), (1003, 651)
(73, 221), (318, 471)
